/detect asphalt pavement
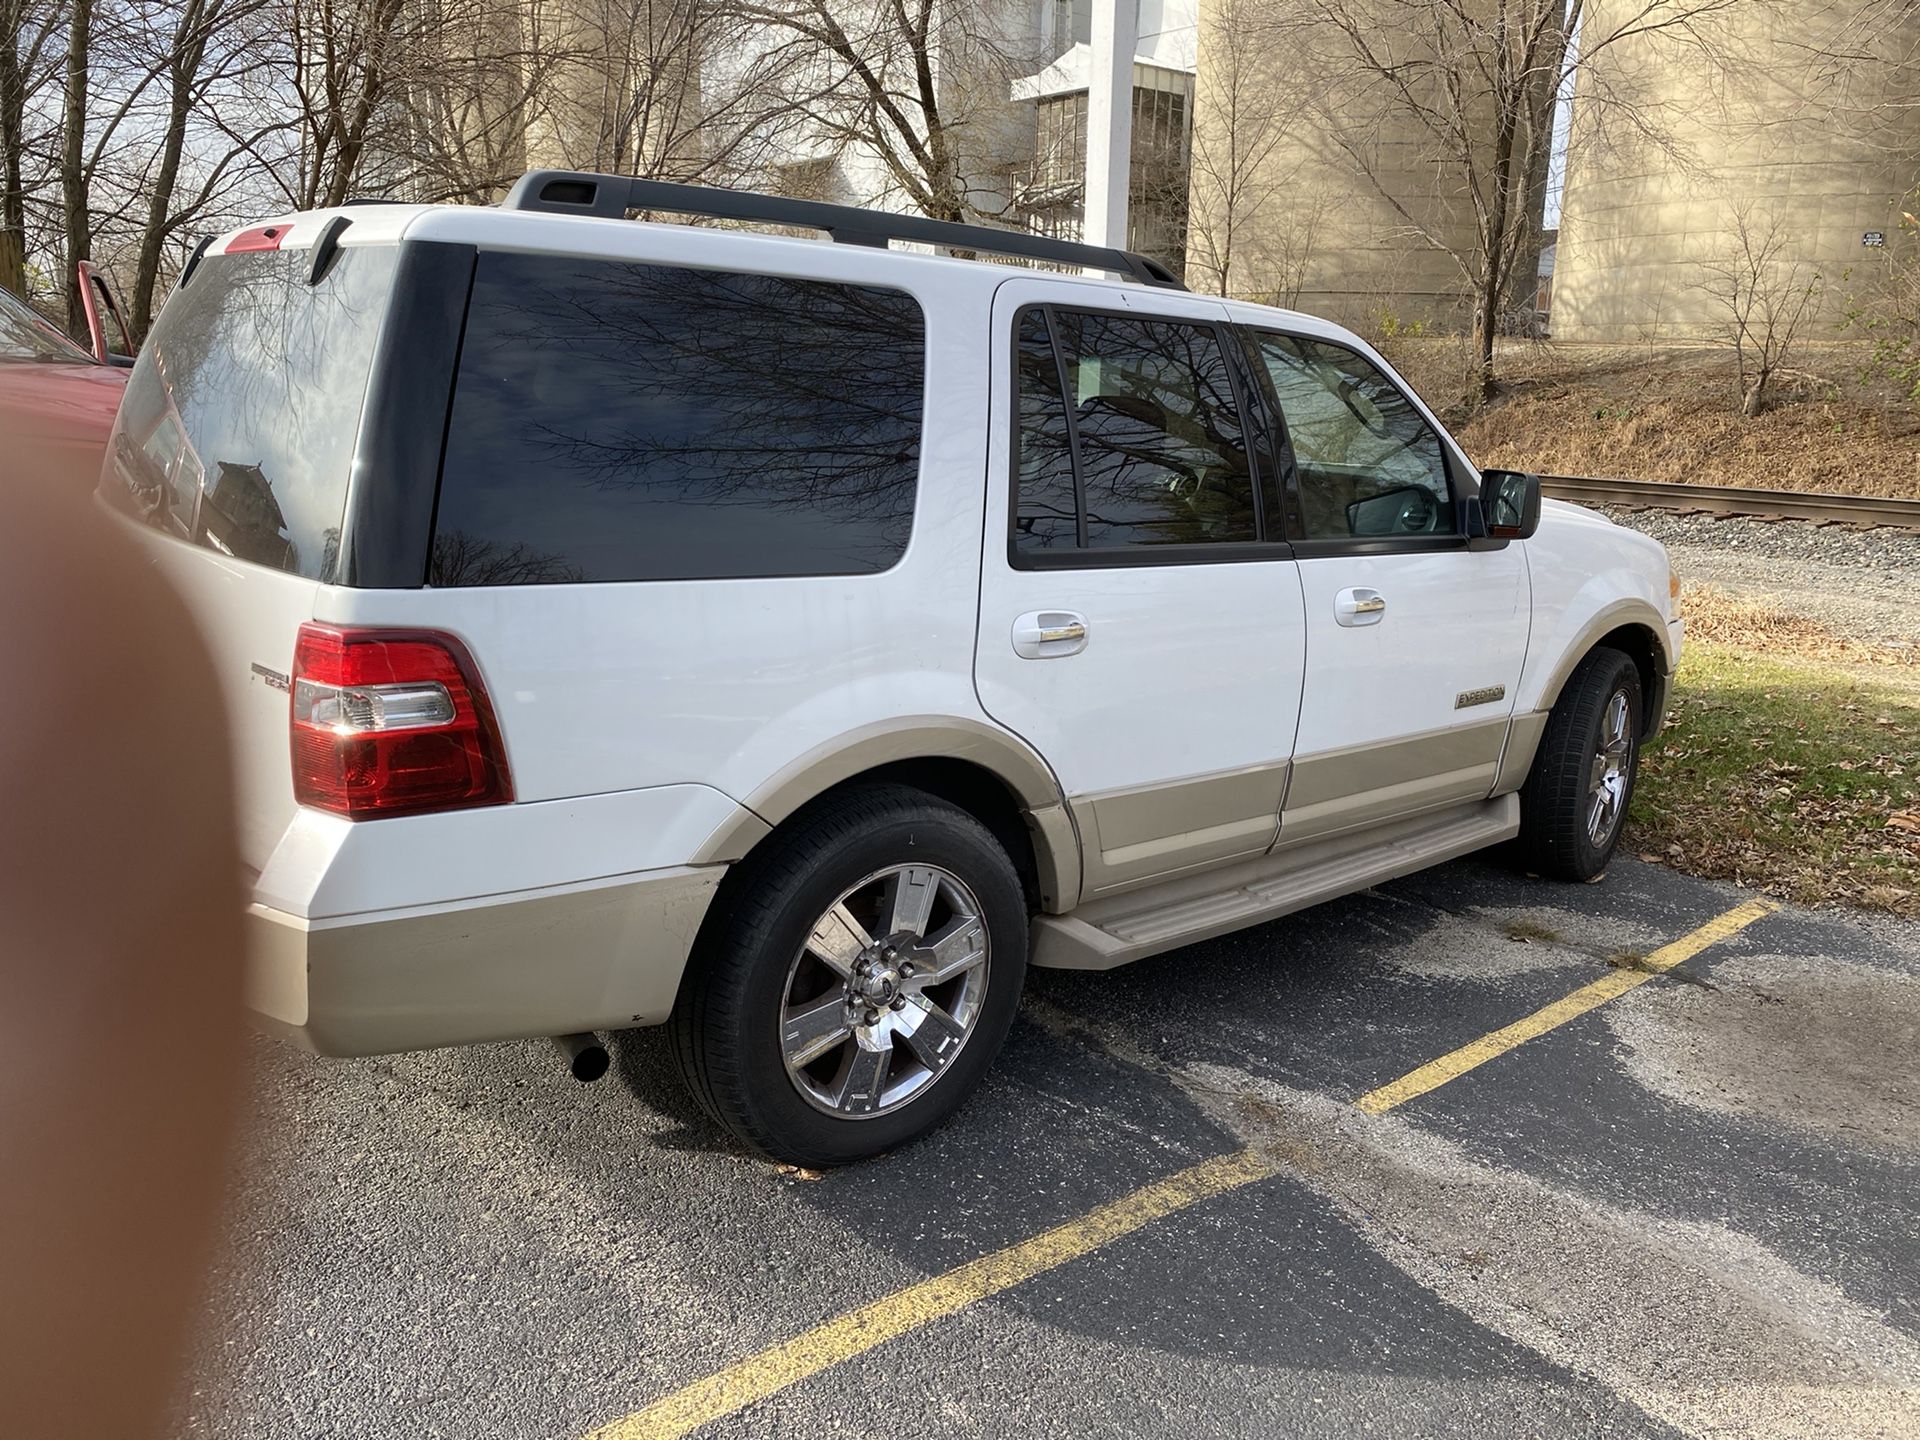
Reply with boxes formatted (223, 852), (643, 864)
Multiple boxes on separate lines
(178, 855), (1920, 1439)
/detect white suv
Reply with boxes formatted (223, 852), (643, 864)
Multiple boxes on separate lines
(102, 173), (1681, 1166)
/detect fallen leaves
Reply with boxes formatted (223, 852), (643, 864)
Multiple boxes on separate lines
(1628, 639), (1920, 919)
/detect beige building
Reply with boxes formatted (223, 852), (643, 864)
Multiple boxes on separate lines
(1553, 1), (1920, 342)
(1184, 0), (1502, 329)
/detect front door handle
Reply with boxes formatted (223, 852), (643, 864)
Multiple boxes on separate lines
(1012, 610), (1089, 659)
(1335, 588), (1386, 627)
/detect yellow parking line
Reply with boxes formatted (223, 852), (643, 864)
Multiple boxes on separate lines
(1356, 897), (1775, 1115)
(582, 896), (1774, 1439)
(585, 1147), (1278, 1440)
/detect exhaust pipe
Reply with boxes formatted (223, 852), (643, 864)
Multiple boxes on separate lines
(554, 1031), (610, 1083)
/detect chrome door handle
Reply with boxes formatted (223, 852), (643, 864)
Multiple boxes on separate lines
(1012, 610), (1089, 659)
(1335, 588), (1386, 627)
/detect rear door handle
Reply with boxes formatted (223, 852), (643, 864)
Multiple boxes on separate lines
(1012, 610), (1089, 659)
(1335, 588), (1386, 626)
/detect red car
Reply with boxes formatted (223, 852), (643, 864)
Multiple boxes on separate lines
(2, 264), (132, 489)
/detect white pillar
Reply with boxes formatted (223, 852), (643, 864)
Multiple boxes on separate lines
(1084, 0), (1136, 250)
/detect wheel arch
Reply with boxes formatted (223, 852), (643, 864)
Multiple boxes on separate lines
(692, 717), (1082, 915)
(1496, 602), (1673, 798)
(1532, 600), (1674, 735)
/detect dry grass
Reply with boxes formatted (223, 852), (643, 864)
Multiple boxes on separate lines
(1387, 339), (1920, 500)
(1681, 585), (1920, 669)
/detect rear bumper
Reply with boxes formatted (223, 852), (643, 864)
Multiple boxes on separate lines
(246, 865), (723, 1056)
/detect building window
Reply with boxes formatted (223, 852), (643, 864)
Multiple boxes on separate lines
(1033, 91), (1088, 193)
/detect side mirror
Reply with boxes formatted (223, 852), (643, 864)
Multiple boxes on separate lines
(1478, 469), (1542, 540)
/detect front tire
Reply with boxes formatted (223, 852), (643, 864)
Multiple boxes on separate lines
(670, 785), (1028, 1166)
(1517, 647), (1643, 882)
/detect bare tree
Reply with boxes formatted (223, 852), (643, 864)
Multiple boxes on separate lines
(1847, 197), (1920, 412)
(731, 0), (1033, 222)
(126, 0), (285, 337)
(1186, 0), (1294, 297)
(280, 0), (412, 209)
(515, 0), (811, 189)
(57, 0), (90, 336)
(1257, 0), (1750, 405)
(1699, 202), (1823, 416)
(0, 0), (60, 296)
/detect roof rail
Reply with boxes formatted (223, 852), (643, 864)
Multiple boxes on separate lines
(498, 170), (1187, 291)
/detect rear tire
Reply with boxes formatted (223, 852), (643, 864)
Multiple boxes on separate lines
(1517, 647), (1643, 882)
(670, 784), (1028, 1166)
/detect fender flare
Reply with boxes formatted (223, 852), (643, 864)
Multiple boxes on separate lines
(691, 715), (1084, 912)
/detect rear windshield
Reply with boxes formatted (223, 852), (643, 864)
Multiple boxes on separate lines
(103, 245), (398, 579)
(430, 252), (925, 585)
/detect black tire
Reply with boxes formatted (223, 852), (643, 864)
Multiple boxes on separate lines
(670, 784), (1028, 1166)
(1517, 647), (1643, 882)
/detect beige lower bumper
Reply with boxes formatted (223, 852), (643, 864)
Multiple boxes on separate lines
(245, 866), (724, 1057)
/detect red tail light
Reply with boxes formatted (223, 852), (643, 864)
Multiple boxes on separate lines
(291, 624), (512, 819)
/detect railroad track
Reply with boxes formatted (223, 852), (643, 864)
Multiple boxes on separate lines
(1540, 475), (1920, 533)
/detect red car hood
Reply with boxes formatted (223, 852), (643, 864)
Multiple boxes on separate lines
(2, 359), (127, 489)
(1, 358), (127, 443)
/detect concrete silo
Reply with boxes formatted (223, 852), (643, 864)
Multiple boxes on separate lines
(1553, 1), (1920, 342)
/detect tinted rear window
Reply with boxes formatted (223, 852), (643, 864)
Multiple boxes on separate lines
(430, 252), (925, 585)
(104, 245), (398, 578)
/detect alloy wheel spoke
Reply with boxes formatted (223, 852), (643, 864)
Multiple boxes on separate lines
(836, 1038), (891, 1114)
(898, 995), (968, 1073)
(1590, 780), (1621, 841)
(1590, 752), (1611, 792)
(912, 914), (986, 983)
(807, 903), (873, 977)
(781, 994), (852, 1069)
(882, 865), (939, 940)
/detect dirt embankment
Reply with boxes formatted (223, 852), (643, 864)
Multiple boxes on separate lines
(1388, 341), (1920, 500)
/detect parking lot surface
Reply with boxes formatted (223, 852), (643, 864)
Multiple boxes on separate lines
(181, 856), (1920, 1439)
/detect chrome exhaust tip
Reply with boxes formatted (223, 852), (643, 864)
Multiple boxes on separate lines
(554, 1032), (609, 1083)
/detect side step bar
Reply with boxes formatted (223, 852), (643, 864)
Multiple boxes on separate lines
(1030, 796), (1519, 971)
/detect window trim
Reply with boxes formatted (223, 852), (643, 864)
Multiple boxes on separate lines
(1237, 325), (1475, 556)
(1006, 300), (1295, 571)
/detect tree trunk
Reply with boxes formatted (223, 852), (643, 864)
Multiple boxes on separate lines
(1471, 281), (1499, 408)
(131, 11), (204, 342)
(59, 0), (91, 342)
(0, 31), (26, 298)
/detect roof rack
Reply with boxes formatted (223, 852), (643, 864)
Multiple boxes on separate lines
(498, 170), (1187, 291)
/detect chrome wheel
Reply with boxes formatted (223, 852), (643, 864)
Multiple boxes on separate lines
(779, 864), (990, 1118)
(1586, 689), (1633, 846)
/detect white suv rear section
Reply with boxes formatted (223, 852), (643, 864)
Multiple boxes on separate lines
(106, 206), (1057, 1057)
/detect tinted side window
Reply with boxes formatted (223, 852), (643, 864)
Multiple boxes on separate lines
(1014, 309), (1079, 552)
(433, 253), (925, 585)
(1057, 310), (1255, 548)
(1012, 306), (1256, 556)
(105, 246), (399, 578)
(1254, 334), (1454, 540)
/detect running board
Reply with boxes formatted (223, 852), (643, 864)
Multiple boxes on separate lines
(1030, 795), (1519, 971)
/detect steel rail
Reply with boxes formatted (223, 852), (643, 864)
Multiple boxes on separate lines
(1540, 475), (1920, 532)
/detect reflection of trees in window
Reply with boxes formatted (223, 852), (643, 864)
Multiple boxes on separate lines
(430, 532), (586, 587)
(1051, 310), (1254, 547)
(106, 248), (396, 579)
(456, 254), (922, 537)
(1014, 310), (1077, 552)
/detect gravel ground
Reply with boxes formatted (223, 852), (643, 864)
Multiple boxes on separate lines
(1597, 507), (1920, 646)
